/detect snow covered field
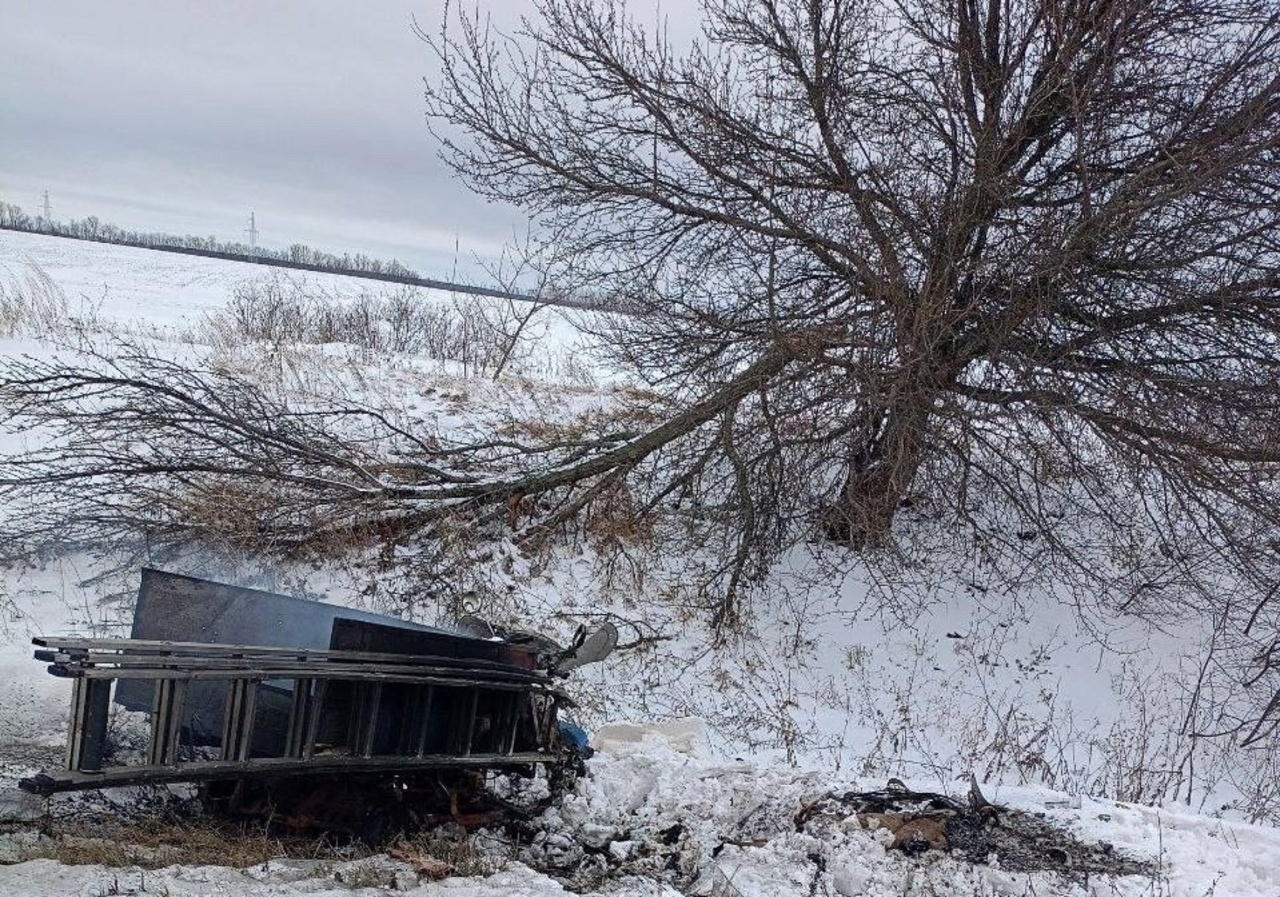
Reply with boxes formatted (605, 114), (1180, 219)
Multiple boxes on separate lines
(1, 230), (1278, 896)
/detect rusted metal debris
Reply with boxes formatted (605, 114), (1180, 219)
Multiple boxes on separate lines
(200, 770), (526, 841)
(20, 569), (611, 803)
(796, 782), (1155, 877)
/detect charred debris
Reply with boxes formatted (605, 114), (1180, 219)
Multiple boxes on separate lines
(20, 569), (615, 836)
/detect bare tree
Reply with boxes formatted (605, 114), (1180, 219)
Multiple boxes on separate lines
(479, 232), (552, 380)
(3, 0), (1280, 732)
(414, 0), (1280, 717)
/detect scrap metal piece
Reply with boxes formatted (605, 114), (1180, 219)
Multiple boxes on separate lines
(554, 622), (619, 673)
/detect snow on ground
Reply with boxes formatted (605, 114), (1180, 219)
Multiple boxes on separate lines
(2, 723), (1279, 896)
(0, 229), (248, 328)
(0, 227), (602, 383)
(1, 230), (1278, 894)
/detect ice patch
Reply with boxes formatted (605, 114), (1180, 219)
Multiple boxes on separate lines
(592, 717), (709, 755)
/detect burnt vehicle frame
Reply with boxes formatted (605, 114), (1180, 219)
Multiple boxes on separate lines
(19, 569), (599, 799)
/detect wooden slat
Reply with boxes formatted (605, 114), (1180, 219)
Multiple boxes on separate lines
(219, 679), (258, 762)
(300, 679), (328, 761)
(284, 678), (312, 759)
(148, 679), (188, 766)
(500, 692), (519, 756)
(461, 688), (480, 757)
(413, 686), (435, 758)
(535, 695), (557, 751)
(66, 679), (111, 772)
(38, 652), (540, 682)
(355, 682), (383, 758)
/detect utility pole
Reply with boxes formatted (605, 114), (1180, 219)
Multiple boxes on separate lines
(246, 212), (259, 258)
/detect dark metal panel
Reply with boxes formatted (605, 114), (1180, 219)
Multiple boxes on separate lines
(116, 568), (442, 744)
(130, 568), (436, 648)
(329, 618), (537, 670)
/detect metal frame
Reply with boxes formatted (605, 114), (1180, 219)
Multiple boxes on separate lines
(21, 636), (570, 796)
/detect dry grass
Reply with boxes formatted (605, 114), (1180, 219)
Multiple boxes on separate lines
(390, 829), (502, 879)
(15, 802), (503, 875)
(498, 396), (671, 447)
(201, 273), (555, 380)
(0, 267), (100, 338)
(21, 817), (369, 869)
(584, 481), (656, 549)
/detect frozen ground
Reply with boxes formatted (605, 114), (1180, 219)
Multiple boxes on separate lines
(2, 723), (1279, 896)
(1, 231), (1278, 895)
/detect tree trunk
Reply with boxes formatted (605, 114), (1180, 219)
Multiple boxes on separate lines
(824, 403), (930, 547)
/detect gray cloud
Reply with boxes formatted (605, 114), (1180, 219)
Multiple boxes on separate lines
(1, 0), (550, 280)
(2, 1), (691, 282)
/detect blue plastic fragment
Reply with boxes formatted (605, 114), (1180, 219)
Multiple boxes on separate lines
(558, 718), (589, 750)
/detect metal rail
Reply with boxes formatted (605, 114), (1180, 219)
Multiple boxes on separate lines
(20, 753), (554, 793)
(33, 636), (540, 674)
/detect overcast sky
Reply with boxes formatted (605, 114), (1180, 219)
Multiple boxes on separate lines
(2, 1), (671, 282)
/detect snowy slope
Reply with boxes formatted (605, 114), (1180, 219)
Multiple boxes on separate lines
(1, 228), (337, 329)
(1, 230), (1278, 895)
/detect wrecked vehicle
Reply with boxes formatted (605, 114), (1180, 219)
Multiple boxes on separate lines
(20, 569), (614, 829)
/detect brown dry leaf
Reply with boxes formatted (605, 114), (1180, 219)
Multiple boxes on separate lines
(890, 817), (949, 853)
(855, 812), (907, 833)
(388, 841), (454, 880)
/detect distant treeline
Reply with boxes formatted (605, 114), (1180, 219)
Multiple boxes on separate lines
(0, 200), (617, 311)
